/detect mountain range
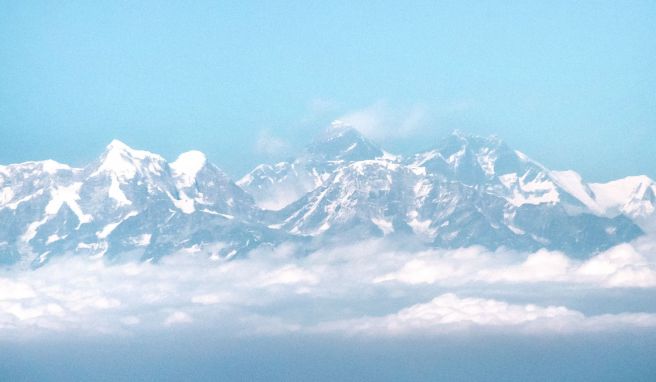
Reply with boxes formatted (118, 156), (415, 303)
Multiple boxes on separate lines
(1, 123), (654, 267)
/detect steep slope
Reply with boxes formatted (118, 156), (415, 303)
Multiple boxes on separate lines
(0, 129), (651, 265)
(589, 176), (656, 232)
(272, 158), (414, 237)
(237, 121), (387, 210)
(274, 131), (643, 255)
(0, 160), (81, 264)
(0, 140), (281, 266)
(410, 133), (643, 254)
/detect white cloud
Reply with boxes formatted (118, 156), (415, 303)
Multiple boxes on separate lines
(376, 243), (656, 288)
(0, 237), (654, 339)
(576, 243), (656, 287)
(254, 129), (290, 156)
(315, 293), (656, 335)
(258, 264), (320, 286)
(164, 311), (193, 326)
(0, 278), (36, 300)
(191, 293), (229, 305)
(338, 101), (430, 140)
(298, 98), (340, 125)
(480, 249), (573, 283)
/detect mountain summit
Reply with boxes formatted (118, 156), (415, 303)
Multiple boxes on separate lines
(1, 127), (654, 266)
(304, 121), (385, 162)
(238, 122), (388, 210)
(0, 141), (274, 266)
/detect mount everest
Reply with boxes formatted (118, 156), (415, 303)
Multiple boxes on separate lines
(1, 124), (654, 267)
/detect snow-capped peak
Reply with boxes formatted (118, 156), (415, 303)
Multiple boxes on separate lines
(37, 160), (73, 174)
(0, 130), (652, 266)
(171, 150), (208, 188)
(306, 122), (384, 162)
(0, 159), (73, 175)
(442, 130), (503, 149)
(321, 121), (360, 140)
(91, 140), (166, 180)
(590, 176), (656, 216)
(106, 139), (132, 152)
(103, 139), (161, 160)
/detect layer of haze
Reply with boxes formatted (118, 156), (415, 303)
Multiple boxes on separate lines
(2, 334), (655, 381)
(1, 1), (655, 181)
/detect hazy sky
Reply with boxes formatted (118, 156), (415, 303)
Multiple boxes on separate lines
(1, 1), (654, 181)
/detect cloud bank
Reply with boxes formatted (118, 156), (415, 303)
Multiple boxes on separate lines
(316, 293), (656, 336)
(0, 237), (655, 339)
(375, 242), (656, 288)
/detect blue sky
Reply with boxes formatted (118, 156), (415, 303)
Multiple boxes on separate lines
(1, 1), (654, 181)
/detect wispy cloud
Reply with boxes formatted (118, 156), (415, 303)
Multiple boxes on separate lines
(337, 101), (430, 140)
(254, 129), (290, 156)
(299, 98), (340, 125)
(336, 99), (475, 141)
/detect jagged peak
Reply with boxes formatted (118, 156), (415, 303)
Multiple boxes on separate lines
(445, 130), (504, 147)
(590, 175), (656, 202)
(406, 131), (546, 183)
(0, 159), (74, 175)
(622, 175), (655, 185)
(305, 121), (384, 161)
(106, 139), (131, 151)
(92, 139), (166, 179)
(436, 131), (515, 165)
(413, 131), (508, 161)
(102, 139), (163, 160)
